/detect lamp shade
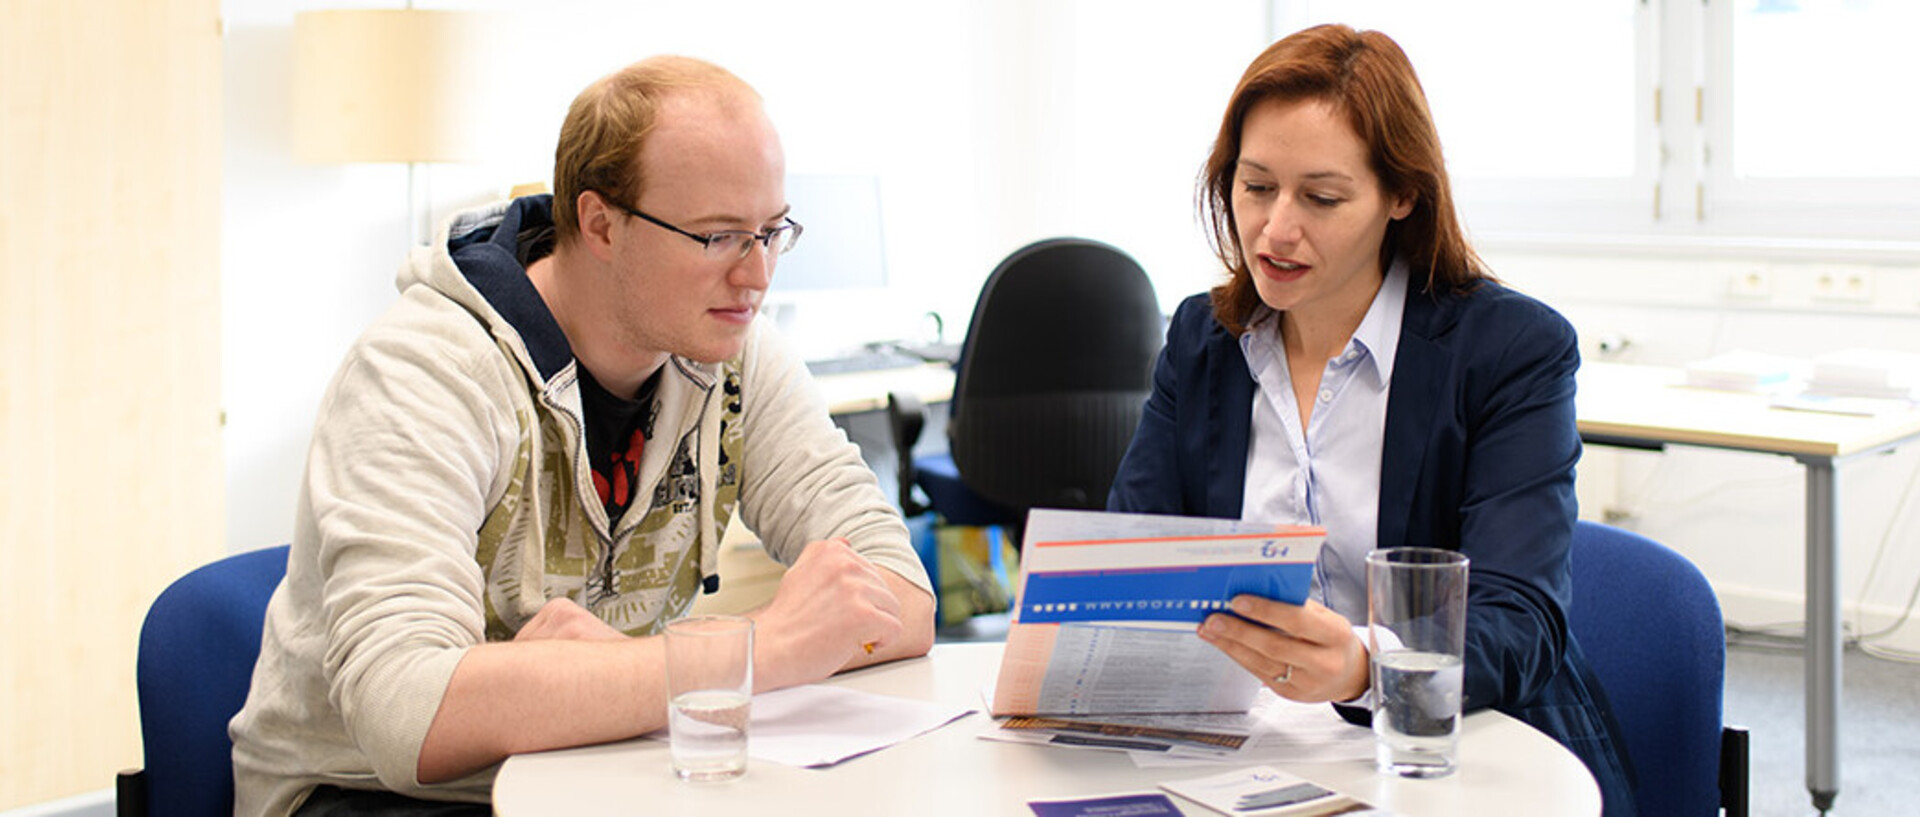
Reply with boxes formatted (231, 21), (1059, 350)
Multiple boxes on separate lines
(292, 9), (499, 164)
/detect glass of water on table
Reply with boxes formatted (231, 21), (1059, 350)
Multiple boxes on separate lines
(664, 614), (754, 781)
(1366, 547), (1469, 778)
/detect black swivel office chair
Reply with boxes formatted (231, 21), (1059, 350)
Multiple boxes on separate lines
(888, 237), (1161, 542)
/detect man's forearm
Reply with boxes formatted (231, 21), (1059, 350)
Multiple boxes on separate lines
(416, 636), (667, 784)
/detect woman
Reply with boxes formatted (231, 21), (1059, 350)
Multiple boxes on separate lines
(1106, 24), (1636, 815)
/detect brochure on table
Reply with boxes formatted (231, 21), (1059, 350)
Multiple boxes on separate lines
(1160, 765), (1386, 816)
(990, 509), (1323, 717)
(1027, 792), (1188, 817)
(1026, 766), (1386, 817)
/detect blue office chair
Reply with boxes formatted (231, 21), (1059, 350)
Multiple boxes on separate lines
(887, 237), (1161, 538)
(117, 545), (289, 817)
(1569, 521), (1749, 817)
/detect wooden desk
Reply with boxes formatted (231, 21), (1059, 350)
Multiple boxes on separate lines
(494, 643), (1599, 816)
(1576, 362), (1920, 812)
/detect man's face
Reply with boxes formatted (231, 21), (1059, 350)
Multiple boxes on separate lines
(600, 93), (788, 367)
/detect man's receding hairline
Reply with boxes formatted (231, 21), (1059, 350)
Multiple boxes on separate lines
(608, 55), (761, 104)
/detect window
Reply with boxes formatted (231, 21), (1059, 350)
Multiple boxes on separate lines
(1705, 0), (1920, 239)
(1278, 0), (1640, 180)
(1270, 0), (1920, 243)
(1727, 0), (1920, 179)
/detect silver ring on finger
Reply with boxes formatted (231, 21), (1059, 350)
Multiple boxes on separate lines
(1272, 663), (1293, 685)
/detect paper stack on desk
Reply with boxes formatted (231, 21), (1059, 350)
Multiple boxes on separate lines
(1806, 348), (1920, 401)
(1682, 350), (1803, 393)
(1160, 765), (1387, 816)
(989, 509), (1323, 718)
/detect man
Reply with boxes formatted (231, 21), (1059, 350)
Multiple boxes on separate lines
(230, 56), (935, 815)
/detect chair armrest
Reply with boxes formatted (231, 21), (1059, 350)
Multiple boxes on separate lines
(1720, 725), (1749, 817)
(886, 390), (929, 516)
(117, 768), (147, 817)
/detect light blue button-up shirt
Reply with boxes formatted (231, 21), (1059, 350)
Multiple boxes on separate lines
(1239, 260), (1408, 624)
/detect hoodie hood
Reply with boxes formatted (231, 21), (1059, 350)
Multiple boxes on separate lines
(402, 194), (575, 385)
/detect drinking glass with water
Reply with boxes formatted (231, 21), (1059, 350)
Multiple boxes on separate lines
(1366, 547), (1469, 778)
(664, 614), (754, 781)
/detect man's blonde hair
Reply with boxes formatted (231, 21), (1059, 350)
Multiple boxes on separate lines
(551, 56), (759, 246)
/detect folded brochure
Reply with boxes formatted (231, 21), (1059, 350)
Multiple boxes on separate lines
(1160, 766), (1386, 816)
(991, 509), (1323, 717)
(1028, 792), (1188, 817)
(1025, 766), (1385, 817)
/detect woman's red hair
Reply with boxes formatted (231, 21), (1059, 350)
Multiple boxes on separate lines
(1201, 24), (1490, 335)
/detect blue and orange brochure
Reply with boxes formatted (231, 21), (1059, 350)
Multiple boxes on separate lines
(991, 509), (1323, 718)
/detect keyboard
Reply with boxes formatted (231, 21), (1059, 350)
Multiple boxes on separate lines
(805, 350), (931, 376)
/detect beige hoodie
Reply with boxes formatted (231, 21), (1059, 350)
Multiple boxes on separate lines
(229, 199), (928, 815)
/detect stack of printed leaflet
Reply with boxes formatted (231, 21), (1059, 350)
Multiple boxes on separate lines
(1806, 348), (1920, 401)
(1025, 760), (1387, 815)
(1771, 348), (1920, 416)
(1681, 349), (1802, 393)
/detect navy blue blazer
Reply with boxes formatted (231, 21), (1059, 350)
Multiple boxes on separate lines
(1109, 283), (1636, 816)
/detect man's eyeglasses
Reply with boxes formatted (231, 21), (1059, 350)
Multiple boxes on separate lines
(596, 191), (803, 261)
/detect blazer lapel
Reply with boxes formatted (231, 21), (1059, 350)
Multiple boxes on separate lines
(1379, 291), (1450, 548)
(1206, 323), (1254, 518)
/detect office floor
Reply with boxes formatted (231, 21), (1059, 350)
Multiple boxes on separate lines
(1724, 636), (1920, 816)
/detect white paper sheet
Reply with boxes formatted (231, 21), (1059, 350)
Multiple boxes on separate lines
(651, 684), (976, 768)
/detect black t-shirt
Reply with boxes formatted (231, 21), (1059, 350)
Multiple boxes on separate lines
(578, 365), (658, 528)
(516, 219), (657, 527)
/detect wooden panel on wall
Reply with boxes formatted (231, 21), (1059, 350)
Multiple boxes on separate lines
(0, 0), (224, 807)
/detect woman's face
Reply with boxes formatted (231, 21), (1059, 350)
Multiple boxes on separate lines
(1232, 97), (1413, 321)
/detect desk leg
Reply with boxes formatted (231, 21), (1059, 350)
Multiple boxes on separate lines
(1803, 458), (1840, 813)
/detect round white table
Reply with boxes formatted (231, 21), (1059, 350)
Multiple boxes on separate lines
(495, 642), (1599, 816)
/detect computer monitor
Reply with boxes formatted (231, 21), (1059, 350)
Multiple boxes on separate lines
(773, 173), (888, 293)
(764, 173), (896, 359)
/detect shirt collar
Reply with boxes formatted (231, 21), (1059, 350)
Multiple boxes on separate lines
(1238, 257), (1409, 384)
(1239, 307), (1276, 379)
(1350, 257), (1409, 384)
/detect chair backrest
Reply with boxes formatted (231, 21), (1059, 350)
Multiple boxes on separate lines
(947, 237), (1161, 513)
(1568, 521), (1725, 816)
(135, 545), (288, 817)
